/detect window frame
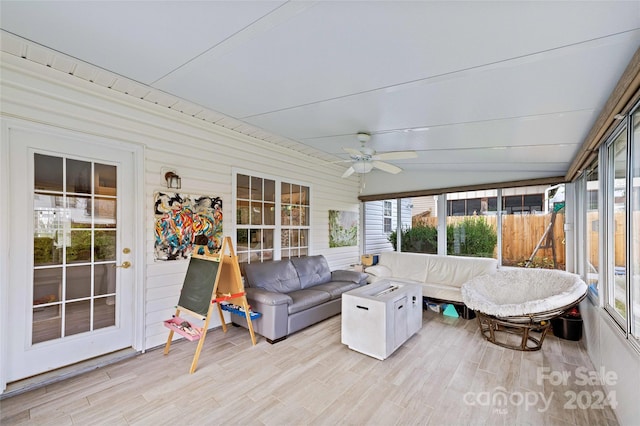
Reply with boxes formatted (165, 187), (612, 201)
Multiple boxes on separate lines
(233, 169), (311, 264)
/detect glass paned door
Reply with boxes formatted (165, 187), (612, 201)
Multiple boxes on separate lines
(33, 154), (117, 344)
(7, 125), (136, 383)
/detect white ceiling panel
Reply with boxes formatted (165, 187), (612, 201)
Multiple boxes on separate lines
(1, 1), (639, 195)
(155, 1), (640, 118)
(0, 1), (287, 83)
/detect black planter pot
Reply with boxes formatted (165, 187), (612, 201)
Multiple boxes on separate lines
(551, 316), (583, 341)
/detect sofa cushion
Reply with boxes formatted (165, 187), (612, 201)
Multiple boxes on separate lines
(312, 281), (359, 299)
(425, 255), (498, 288)
(365, 264), (392, 279)
(291, 255), (332, 289)
(331, 270), (369, 285)
(377, 252), (431, 282)
(287, 289), (332, 314)
(243, 260), (301, 293)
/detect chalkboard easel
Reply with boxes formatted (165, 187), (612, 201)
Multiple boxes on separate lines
(163, 236), (257, 373)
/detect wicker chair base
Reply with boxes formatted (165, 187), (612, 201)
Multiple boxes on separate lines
(476, 312), (551, 351)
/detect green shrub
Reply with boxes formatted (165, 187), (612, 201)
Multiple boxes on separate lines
(447, 217), (497, 258)
(389, 224), (437, 253)
(389, 216), (497, 258)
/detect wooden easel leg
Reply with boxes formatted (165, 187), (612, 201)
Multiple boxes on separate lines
(164, 309), (180, 355)
(216, 303), (227, 333)
(240, 297), (257, 346)
(189, 329), (208, 374)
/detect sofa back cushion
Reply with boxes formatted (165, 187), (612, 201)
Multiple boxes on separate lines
(425, 255), (497, 287)
(243, 260), (301, 293)
(377, 252), (430, 282)
(291, 255), (331, 289)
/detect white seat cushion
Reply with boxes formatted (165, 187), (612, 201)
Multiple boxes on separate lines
(461, 268), (587, 317)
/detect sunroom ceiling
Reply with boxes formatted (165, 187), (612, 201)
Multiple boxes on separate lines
(1, 1), (639, 195)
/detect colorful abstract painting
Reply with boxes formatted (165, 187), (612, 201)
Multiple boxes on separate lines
(329, 210), (358, 248)
(154, 192), (223, 261)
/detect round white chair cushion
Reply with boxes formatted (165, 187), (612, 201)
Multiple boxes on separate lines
(461, 268), (587, 318)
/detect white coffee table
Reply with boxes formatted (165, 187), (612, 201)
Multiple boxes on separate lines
(341, 280), (422, 360)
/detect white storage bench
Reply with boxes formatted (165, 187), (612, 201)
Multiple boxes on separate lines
(341, 281), (422, 360)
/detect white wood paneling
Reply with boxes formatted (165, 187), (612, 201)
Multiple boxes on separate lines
(0, 53), (361, 358)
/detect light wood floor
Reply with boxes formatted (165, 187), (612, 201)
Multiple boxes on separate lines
(1, 310), (618, 425)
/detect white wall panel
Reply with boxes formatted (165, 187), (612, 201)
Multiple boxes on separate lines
(0, 53), (361, 353)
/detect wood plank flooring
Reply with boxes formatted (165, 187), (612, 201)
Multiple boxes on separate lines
(1, 310), (619, 425)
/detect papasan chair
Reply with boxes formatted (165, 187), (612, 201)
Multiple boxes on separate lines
(461, 268), (587, 351)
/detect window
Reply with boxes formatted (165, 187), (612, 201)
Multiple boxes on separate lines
(629, 111), (640, 342)
(235, 173), (309, 263)
(584, 160), (600, 299)
(281, 182), (310, 259)
(383, 200), (393, 233)
(446, 190), (498, 258)
(632, 109), (640, 342)
(605, 128), (627, 325)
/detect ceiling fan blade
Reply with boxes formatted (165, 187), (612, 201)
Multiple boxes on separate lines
(372, 151), (417, 161)
(342, 166), (356, 178)
(372, 161), (402, 174)
(371, 161), (402, 175)
(343, 147), (362, 156)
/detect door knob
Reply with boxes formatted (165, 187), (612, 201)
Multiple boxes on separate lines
(114, 261), (131, 269)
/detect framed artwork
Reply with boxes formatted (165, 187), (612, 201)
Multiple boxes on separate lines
(329, 210), (358, 248)
(154, 192), (223, 261)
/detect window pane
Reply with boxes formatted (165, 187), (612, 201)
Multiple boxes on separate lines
(251, 202), (262, 225)
(501, 186), (564, 268)
(94, 297), (115, 330)
(585, 163), (600, 298)
(301, 206), (309, 226)
(95, 264), (115, 296)
(447, 190), (498, 259)
(67, 159), (91, 194)
(237, 228), (248, 246)
(264, 202), (275, 225)
(610, 131), (627, 319)
(95, 198), (116, 227)
(264, 179), (275, 202)
(251, 177), (263, 201)
(633, 110), (640, 340)
(33, 268), (62, 306)
(250, 229), (262, 250)
(263, 229), (274, 250)
(300, 186), (309, 205)
(67, 265), (92, 300)
(34, 153), (63, 192)
(282, 206), (291, 226)
(282, 229), (290, 248)
(237, 174), (250, 199)
(281, 182), (291, 203)
(67, 230), (92, 263)
(68, 196), (92, 228)
(65, 300), (91, 337)
(300, 230), (308, 247)
(237, 200), (250, 225)
(94, 230), (116, 261)
(94, 163), (116, 196)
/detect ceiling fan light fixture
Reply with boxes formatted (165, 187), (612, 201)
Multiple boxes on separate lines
(352, 161), (373, 174)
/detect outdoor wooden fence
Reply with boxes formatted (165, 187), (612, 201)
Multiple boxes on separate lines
(412, 211), (632, 268)
(414, 214), (566, 266)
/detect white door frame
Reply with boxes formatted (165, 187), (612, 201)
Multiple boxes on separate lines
(0, 118), (145, 393)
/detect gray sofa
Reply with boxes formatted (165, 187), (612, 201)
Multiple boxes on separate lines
(233, 255), (368, 343)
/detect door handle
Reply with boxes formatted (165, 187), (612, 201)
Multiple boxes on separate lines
(114, 261), (131, 269)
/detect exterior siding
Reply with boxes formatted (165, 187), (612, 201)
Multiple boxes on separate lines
(364, 199), (412, 255)
(0, 53), (361, 358)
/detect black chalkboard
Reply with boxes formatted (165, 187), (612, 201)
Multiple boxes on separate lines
(177, 257), (220, 317)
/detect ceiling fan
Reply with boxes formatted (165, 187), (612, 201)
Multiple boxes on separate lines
(341, 132), (417, 178)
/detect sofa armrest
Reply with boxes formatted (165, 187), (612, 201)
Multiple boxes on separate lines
(245, 287), (292, 306)
(331, 270), (368, 285)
